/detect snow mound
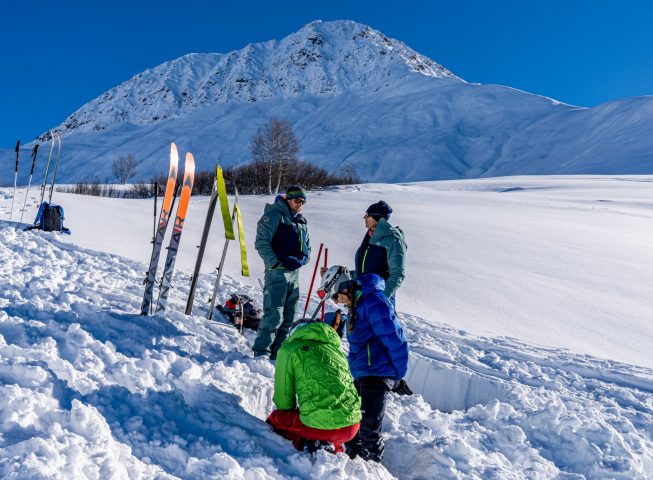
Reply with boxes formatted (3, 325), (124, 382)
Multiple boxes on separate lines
(1, 224), (652, 478)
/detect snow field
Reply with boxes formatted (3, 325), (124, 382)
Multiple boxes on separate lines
(1, 176), (652, 478)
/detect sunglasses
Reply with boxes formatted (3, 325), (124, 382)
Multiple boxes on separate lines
(291, 198), (306, 205)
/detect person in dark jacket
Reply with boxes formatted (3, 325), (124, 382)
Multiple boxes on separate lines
(355, 201), (407, 302)
(333, 273), (411, 462)
(321, 201), (407, 302)
(267, 320), (361, 453)
(253, 185), (311, 359)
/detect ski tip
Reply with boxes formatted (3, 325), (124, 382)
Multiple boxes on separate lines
(185, 152), (196, 176)
(170, 143), (179, 169)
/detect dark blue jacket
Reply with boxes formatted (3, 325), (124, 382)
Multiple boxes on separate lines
(346, 274), (409, 380)
(255, 195), (310, 271)
(354, 219), (407, 299)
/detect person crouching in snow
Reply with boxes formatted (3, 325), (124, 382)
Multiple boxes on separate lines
(266, 319), (361, 453)
(334, 272), (412, 462)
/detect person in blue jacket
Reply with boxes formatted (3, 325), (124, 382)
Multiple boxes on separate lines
(332, 272), (412, 462)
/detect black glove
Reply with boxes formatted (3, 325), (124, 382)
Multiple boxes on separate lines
(391, 379), (413, 396)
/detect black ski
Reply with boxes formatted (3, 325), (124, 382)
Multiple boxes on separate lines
(185, 169), (219, 315)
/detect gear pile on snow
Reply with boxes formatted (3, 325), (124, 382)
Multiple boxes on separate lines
(216, 293), (262, 331)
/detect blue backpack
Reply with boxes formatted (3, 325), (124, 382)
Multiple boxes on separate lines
(28, 202), (71, 233)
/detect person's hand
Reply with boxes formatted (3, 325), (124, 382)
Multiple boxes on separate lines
(391, 379), (413, 396)
(319, 267), (328, 277)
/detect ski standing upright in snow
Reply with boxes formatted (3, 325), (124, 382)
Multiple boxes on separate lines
(207, 185), (244, 320)
(38, 133), (56, 206)
(19, 144), (39, 223)
(155, 152), (195, 313)
(185, 167), (219, 315)
(47, 134), (62, 203)
(140, 143), (179, 315)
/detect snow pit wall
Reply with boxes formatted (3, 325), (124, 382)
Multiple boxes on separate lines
(406, 353), (511, 412)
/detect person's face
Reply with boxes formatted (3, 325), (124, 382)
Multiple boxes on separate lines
(335, 292), (352, 307)
(364, 212), (378, 230)
(287, 197), (305, 214)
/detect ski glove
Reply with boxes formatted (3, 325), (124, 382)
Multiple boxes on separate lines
(391, 379), (413, 396)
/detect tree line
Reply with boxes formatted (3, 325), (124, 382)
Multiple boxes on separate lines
(70, 117), (359, 198)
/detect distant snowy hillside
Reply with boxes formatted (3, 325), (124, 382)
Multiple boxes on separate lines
(2, 20), (652, 185)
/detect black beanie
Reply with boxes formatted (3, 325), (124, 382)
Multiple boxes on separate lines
(366, 200), (392, 221)
(285, 185), (307, 201)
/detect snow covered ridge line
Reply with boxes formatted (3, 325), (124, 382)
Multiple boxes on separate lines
(45, 19), (456, 138)
(1, 224), (653, 478)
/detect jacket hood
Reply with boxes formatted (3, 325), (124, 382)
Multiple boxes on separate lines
(264, 195), (301, 220)
(357, 273), (386, 296)
(289, 321), (341, 348)
(371, 218), (405, 244)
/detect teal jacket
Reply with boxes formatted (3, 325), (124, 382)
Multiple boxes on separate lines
(255, 195), (311, 271)
(273, 322), (362, 430)
(354, 218), (407, 299)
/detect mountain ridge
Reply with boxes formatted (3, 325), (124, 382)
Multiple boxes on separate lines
(1, 19), (649, 185)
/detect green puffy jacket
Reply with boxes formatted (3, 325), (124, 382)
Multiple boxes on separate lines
(273, 322), (362, 430)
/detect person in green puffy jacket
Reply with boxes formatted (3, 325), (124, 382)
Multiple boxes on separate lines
(267, 320), (361, 453)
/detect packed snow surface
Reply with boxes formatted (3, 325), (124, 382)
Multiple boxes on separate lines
(1, 175), (652, 479)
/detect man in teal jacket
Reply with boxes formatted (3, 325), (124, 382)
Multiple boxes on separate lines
(253, 185), (311, 359)
(267, 320), (361, 453)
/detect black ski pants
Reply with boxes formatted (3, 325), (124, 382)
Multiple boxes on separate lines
(346, 376), (392, 462)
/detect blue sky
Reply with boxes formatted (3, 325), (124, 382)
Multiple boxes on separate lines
(1, 0), (652, 147)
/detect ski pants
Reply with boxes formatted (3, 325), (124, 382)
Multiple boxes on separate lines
(267, 409), (360, 453)
(345, 376), (392, 462)
(253, 268), (300, 359)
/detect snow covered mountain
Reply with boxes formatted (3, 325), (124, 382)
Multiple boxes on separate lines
(3, 19), (652, 185)
(52, 20), (453, 134)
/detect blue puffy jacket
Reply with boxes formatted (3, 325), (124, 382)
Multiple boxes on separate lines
(346, 274), (409, 380)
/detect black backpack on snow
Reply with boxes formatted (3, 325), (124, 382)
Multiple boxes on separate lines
(28, 202), (70, 233)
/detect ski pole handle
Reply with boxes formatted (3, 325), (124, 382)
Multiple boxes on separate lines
(15, 140), (20, 172)
(303, 243), (323, 317)
(30, 144), (39, 175)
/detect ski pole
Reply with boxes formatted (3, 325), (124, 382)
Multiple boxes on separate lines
(19, 144), (39, 223)
(207, 205), (238, 320)
(9, 140), (20, 220)
(239, 299), (244, 334)
(322, 247), (328, 320)
(48, 134), (61, 203)
(302, 243), (323, 317)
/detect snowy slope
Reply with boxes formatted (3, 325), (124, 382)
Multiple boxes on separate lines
(2, 20), (652, 185)
(1, 176), (653, 478)
(4, 175), (653, 369)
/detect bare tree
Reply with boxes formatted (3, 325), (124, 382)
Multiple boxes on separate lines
(250, 117), (299, 195)
(112, 154), (137, 184)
